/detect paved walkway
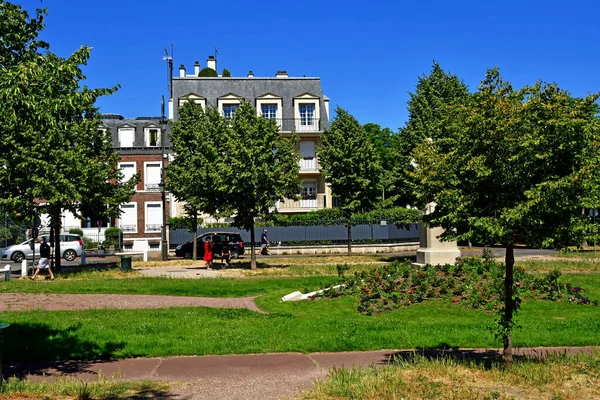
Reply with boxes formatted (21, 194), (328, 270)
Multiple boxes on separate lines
(6, 347), (597, 400)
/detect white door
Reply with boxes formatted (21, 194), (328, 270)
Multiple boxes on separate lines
(301, 181), (317, 208)
(299, 141), (316, 171)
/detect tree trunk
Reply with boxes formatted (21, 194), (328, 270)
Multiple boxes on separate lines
(503, 244), (515, 370)
(347, 218), (352, 256)
(250, 222), (256, 270)
(53, 209), (62, 274)
(192, 212), (198, 260)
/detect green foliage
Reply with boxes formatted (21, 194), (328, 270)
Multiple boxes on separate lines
(169, 216), (203, 231)
(221, 68), (231, 77)
(396, 62), (470, 207)
(261, 207), (421, 227)
(81, 236), (97, 249)
(68, 227), (84, 236)
(198, 67), (218, 77)
(0, 1), (136, 230)
(319, 107), (383, 217)
(103, 227), (120, 248)
(363, 123), (401, 207)
(411, 68), (600, 249)
(0, 226), (12, 242)
(168, 101), (301, 268)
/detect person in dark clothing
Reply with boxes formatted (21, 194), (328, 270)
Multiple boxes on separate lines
(31, 236), (55, 280)
(220, 244), (232, 268)
(258, 228), (270, 256)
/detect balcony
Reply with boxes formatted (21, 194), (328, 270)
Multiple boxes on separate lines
(120, 224), (137, 233)
(265, 118), (321, 133)
(299, 157), (319, 172)
(145, 183), (161, 192)
(277, 193), (326, 212)
(146, 224), (162, 233)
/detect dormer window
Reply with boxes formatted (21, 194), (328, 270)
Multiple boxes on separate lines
(178, 93), (206, 109)
(218, 93), (243, 120)
(293, 93), (320, 132)
(261, 104), (277, 119)
(144, 127), (161, 147)
(222, 104), (238, 120)
(118, 127), (135, 147)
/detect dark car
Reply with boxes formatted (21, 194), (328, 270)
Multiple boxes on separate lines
(175, 232), (245, 259)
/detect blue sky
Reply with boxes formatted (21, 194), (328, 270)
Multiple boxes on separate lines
(16, 0), (600, 131)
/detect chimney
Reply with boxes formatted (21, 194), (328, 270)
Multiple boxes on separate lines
(247, 70), (254, 78)
(207, 55), (216, 71)
(179, 64), (186, 77)
(276, 70), (288, 78)
(194, 61), (200, 76)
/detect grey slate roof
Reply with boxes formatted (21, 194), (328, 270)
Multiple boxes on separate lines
(101, 116), (171, 153)
(172, 77), (329, 129)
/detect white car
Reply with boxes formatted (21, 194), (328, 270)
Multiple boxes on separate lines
(0, 234), (84, 267)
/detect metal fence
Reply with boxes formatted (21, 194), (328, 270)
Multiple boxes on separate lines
(169, 222), (419, 247)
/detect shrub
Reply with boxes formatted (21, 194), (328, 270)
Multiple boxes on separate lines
(198, 67), (218, 77)
(221, 68), (231, 77)
(103, 227), (121, 249)
(69, 227), (84, 236)
(81, 236), (97, 250)
(169, 216), (203, 231)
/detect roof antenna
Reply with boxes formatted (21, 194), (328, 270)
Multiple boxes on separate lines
(163, 44), (174, 99)
(214, 45), (219, 62)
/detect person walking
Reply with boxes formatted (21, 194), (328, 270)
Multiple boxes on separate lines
(204, 236), (214, 270)
(30, 236), (55, 280)
(259, 228), (270, 256)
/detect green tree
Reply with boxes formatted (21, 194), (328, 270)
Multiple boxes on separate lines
(221, 68), (231, 77)
(0, 1), (136, 271)
(396, 62), (470, 206)
(318, 107), (383, 255)
(166, 102), (228, 260)
(198, 67), (218, 77)
(363, 123), (399, 207)
(411, 68), (600, 368)
(219, 102), (301, 269)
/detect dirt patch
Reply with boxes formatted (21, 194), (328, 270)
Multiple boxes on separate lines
(0, 293), (265, 313)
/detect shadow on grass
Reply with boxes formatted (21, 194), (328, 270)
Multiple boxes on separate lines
(384, 343), (597, 369)
(114, 389), (184, 399)
(3, 322), (126, 379)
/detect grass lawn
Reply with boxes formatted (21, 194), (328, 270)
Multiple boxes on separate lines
(1, 263), (599, 363)
(301, 353), (600, 400)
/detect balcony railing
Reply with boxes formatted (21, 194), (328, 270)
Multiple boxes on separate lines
(263, 118), (321, 132)
(277, 193), (326, 211)
(146, 224), (162, 232)
(120, 224), (137, 233)
(145, 183), (161, 192)
(300, 157), (319, 172)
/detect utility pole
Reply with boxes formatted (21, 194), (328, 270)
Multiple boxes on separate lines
(161, 95), (168, 261)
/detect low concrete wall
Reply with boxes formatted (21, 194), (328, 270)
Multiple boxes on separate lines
(265, 242), (419, 255)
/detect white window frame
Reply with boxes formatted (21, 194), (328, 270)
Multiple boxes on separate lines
(256, 93), (283, 128)
(118, 162), (137, 186)
(118, 127), (135, 147)
(299, 141), (317, 171)
(218, 94), (242, 120)
(301, 180), (318, 208)
(119, 202), (138, 234)
(144, 201), (163, 233)
(178, 93), (206, 109)
(144, 127), (161, 147)
(294, 93), (320, 132)
(144, 161), (162, 192)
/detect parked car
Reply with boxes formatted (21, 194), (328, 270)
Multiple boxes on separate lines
(175, 232), (244, 259)
(0, 234), (84, 266)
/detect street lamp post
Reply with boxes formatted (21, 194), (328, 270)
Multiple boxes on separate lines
(161, 96), (168, 261)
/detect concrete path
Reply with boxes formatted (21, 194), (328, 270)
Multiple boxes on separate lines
(6, 347), (598, 400)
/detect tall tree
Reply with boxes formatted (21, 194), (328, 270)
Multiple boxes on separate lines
(219, 102), (301, 269)
(411, 68), (600, 368)
(318, 107), (383, 255)
(0, 1), (135, 270)
(396, 62), (470, 206)
(166, 102), (228, 260)
(363, 122), (398, 207)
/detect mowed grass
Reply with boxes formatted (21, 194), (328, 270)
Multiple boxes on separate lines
(516, 259), (600, 273)
(301, 353), (600, 400)
(1, 271), (599, 363)
(0, 256), (599, 364)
